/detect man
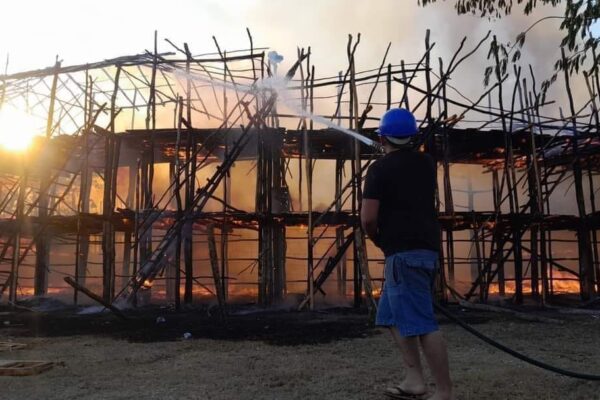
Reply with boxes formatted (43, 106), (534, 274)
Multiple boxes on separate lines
(361, 108), (453, 400)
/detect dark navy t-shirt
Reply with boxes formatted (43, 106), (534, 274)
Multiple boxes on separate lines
(363, 148), (440, 257)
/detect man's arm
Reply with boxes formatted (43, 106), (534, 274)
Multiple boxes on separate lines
(361, 198), (380, 247)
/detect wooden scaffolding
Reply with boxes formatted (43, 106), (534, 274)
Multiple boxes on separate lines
(0, 30), (598, 310)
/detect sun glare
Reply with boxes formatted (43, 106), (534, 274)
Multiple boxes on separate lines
(0, 107), (41, 152)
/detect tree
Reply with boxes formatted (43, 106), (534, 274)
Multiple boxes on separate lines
(419, 0), (600, 75)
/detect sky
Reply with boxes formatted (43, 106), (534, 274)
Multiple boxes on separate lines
(0, 0), (577, 78)
(2, 0), (588, 131)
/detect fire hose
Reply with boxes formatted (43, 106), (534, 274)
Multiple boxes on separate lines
(433, 301), (600, 381)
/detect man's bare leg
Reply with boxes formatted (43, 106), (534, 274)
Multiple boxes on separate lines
(389, 327), (427, 395)
(419, 331), (453, 400)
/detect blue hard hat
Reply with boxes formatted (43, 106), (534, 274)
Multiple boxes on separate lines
(376, 108), (418, 138)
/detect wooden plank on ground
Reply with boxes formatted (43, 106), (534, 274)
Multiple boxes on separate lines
(63, 277), (127, 320)
(0, 342), (27, 351)
(0, 360), (54, 376)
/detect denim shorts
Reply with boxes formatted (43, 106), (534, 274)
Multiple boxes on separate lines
(376, 250), (439, 337)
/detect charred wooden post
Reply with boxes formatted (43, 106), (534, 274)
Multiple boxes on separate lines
(492, 36), (523, 304)
(101, 134), (117, 302)
(75, 163), (92, 303)
(34, 60), (61, 295)
(586, 168), (599, 296)
(132, 157), (141, 299)
(256, 128), (268, 305)
(137, 32), (159, 302)
(400, 60), (410, 109)
(335, 158), (347, 296)
(350, 34), (375, 312)
(221, 136), (230, 301)
(273, 221), (287, 301)
(174, 97), (185, 308)
(584, 68), (600, 292)
(438, 56), (455, 297)
(166, 161), (178, 303)
(9, 166), (27, 303)
(257, 126), (287, 305)
(219, 47), (231, 302)
(561, 49), (596, 300)
(183, 137), (195, 304)
(423, 32), (446, 302)
(120, 162), (137, 291)
(524, 86), (541, 300)
(492, 169), (506, 296)
(531, 78), (550, 302)
(182, 44), (196, 305)
(74, 79), (93, 304)
(297, 49), (314, 310)
(101, 66), (121, 302)
(345, 35), (363, 308)
(350, 119), (361, 306)
(121, 229), (132, 294)
(110, 137), (121, 296)
(272, 133), (287, 301)
(471, 213), (485, 301)
(333, 70), (347, 298)
(207, 224), (226, 317)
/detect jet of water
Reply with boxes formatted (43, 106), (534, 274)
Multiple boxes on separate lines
(167, 61), (381, 149)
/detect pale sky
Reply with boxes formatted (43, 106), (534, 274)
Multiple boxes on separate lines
(0, 0), (571, 78)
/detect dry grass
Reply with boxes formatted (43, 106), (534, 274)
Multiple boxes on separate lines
(1, 311), (599, 399)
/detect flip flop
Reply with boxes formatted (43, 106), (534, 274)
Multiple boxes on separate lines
(383, 386), (427, 400)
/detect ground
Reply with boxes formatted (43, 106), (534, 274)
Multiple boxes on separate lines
(0, 304), (599, 400)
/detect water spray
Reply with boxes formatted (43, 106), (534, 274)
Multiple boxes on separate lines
(166, 53), (381, 149)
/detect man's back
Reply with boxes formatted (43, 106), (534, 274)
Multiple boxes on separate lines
(363, 148), (440, 256)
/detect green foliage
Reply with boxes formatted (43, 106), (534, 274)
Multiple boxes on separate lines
(419, 0), (562, 18)
(419, 0), (599, 74)
(419, 0), (599, 99)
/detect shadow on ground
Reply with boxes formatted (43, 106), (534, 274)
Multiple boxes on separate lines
(0, 301), (493, 345)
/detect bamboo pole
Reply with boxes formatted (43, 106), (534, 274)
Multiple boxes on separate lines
(102, 66), (121, 302)
(173, 96), (184, 308)
(335, 158), (347, 296)
(561, 48), (596, 300)
(492, 169), (506, 296)
(34, 59), (61, 295)
(9, 161), (26, 304)
(74, 72), (91, 304)
(183, 43), (195, 304)
(221, 124), (230, 302)
(349, 34), (376, 313)
(207, 224), (226, 318)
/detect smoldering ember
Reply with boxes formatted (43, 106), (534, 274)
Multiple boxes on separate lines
(0, 1), (599, 399)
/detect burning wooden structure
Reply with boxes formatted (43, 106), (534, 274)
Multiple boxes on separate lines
(0, 30), (598, 311)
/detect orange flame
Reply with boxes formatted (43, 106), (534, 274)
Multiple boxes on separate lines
(488, 270), (581, 295)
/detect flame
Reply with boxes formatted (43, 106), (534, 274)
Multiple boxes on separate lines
(142, 279), (153, 289)
(18, 287), (70, 296)
(487, 270), (581, 295)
